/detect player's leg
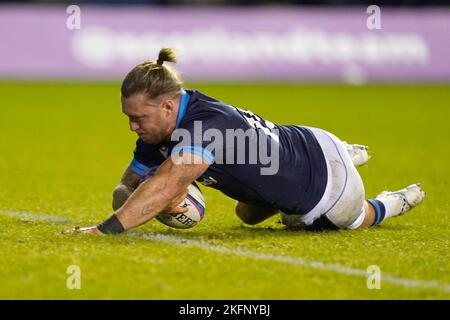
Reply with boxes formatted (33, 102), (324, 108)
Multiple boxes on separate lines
(343, 142), (371, 167)
(351, 184), (426, 229)
(235, 201), (279, 225)
(281, 127), (425, 231)
(312, 130), (425, 230)
(281, 128), (368, 230)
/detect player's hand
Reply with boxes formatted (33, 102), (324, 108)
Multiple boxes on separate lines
(165, 188), (189, 215)
(71, 226), (103, 235)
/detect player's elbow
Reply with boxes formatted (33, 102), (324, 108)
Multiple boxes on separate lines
(112, 184), (134, 211)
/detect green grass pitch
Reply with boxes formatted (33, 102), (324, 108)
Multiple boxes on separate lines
(0, 81), (449, 299)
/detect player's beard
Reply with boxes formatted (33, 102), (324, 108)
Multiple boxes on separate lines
(139, 131), (167, 145)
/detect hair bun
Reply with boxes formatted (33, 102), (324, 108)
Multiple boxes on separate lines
(157, 47), (177, 66)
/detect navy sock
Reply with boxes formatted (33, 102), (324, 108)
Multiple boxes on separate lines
(367, 199), (386, 226)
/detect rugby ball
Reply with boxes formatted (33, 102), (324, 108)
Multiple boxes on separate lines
(156, 183), (205, 229)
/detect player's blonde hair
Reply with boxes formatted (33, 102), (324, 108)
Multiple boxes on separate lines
(121, 47), (183, 100)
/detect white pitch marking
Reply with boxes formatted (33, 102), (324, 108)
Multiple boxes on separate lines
(130, 231), (450, 293)
(0, 210), (69, 224)
(1, 209), (449, 294)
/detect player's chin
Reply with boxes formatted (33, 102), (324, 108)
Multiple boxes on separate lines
(139, 135), (155, 144)
(140, 134), (163, 145)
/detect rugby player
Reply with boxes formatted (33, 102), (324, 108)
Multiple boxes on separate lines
(76, 48), (425, 235)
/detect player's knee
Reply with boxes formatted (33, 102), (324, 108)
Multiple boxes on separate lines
(280, 212), (304, 228)
(235, 203), (260, 225)
(235, 202), (278, 225)
(112, 184), (133, 211)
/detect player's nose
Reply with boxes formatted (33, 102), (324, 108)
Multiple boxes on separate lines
(129, 120), (139, 132)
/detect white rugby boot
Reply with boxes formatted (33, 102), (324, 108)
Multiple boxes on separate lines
(343, 142), (371, 167)
(376, 183), (426, 218)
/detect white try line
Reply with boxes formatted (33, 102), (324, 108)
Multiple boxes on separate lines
(0, 210), (69, 224)
(1, 209), (449, 294)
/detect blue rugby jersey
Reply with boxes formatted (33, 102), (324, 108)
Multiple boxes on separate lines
(130, 89), (327, 215)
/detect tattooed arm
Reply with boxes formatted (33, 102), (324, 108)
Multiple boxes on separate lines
(115, 153), (208, 231)
(112, 165), (142, 211)
(78, 153), (209, 234)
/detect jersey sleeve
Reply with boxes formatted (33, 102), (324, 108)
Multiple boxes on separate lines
(130, 138), (166, 179)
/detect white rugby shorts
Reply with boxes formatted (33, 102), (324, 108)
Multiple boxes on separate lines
(281, 127), (366, 230)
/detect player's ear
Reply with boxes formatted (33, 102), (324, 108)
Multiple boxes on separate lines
(161, 99), (174, 117)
